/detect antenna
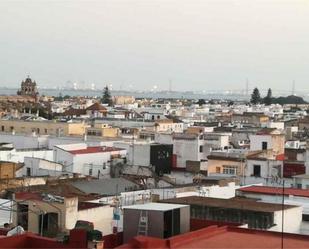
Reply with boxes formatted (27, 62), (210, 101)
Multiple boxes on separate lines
(245, 78), (249, 96)
(292, 80), (295, 95)
(169, 79), (172, 92)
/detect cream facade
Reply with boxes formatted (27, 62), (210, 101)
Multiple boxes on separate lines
(13, 195), (114, 237)
(86, 123), (120, 138)
(0, 119), (86, 136)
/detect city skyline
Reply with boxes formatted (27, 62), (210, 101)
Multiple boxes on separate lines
(1, 0), (309, 91)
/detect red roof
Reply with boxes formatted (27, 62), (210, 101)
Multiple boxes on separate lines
(15, 192), (42, 201)
(86, 102), (107, 111)
(117, 226), (309, 249)
(69, 146), (124, 155)
(238, 185), (309, 198)
(256, 128), (277, 135)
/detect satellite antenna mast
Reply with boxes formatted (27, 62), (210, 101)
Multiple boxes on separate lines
(292, 80), (295, 95)
(169, 79), (172, 92)
(245, 78), (249, 96)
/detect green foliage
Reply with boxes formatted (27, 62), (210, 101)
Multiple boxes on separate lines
(264, 88), (272, 105)
(196, 99), (206, 106)
(272, 95), (307, 105)
(228, 101), (234, 106)
(250, 87), (261, 104)
(54, 93), (71, 101)
(102, 86), (113, 106)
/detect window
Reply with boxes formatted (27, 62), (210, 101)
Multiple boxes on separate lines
(89, 168), (93, 176)
(223, 166), (237, 175)
(1, 126), (4, 132)
(262, 141), (268, 150)
(216, 167), (221, 173)
(26, 167), (31, 176)
(45, 129), (48, 134)
(199, 145), (203, 153)
(253, 165), (261, 177)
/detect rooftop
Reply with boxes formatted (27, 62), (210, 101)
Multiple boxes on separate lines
(160, 196), (297, 212)
(238, 185), (309, 198)
(72, 177), (140, 196)
(123, 203), (188, 211)
(256, 128), (281, 135)
(117, 226), (309, 249)
(69, 146), (125, 155)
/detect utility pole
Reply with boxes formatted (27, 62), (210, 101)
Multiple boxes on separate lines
(132, 133), (135, 166)
(169, 79), (172, 93)
(245, 78), (249, 96)
(281, 179), (285, 249)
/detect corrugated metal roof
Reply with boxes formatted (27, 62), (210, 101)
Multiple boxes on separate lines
(72, 178), (139, 195)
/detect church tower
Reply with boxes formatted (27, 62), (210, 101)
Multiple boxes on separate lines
(17, 76), (39, 97)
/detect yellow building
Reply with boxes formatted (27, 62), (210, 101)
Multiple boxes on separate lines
(0, 161), (23, 179)
(86, 123), (120, 138)
(207, 154), (245, 176)
(13, 191), (114, 237)
(112, 96), (135, 105)
(0, 119), (86, 136)
(231, 112), (269, 125)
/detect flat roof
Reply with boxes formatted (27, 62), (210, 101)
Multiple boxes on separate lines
(160, 196), (297, 212)
(118, 226), (309, 249)
(123, 202), (188, 211)
(238, 185), (309, 198)
(69, 146), (125, 155)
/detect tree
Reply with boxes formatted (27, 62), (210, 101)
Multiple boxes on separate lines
(196, 99), (206, 106)
(250, 87), (261, 104)
(102, 86), (113, 106)
(228, 101), (234, 106)
(264, 88), (272, 105)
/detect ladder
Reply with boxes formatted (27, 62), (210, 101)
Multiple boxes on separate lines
(137, 210), (148, 236)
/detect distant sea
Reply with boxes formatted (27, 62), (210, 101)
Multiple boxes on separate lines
(0, 88), (250, 101)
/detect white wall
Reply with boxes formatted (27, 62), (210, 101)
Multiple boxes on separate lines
(0, 149), (53, 163)
(239, 192), (309, 215)
(23, 157), (64, 177)
(175, 184), (239, 199)
(0, 199), (12, 225)
(0, 134), (48, 149)
(64, 196), (114, 235)
(73, 152), (111, 177)
(115, 142), (151, 167)
(270, 207), (302, 234)
(250, 135), (272, 151)
(246, 159), (283, 178)
(261, 122), (285, 130)
(53, 145), (126, 177)
(77, 206), (114, 235)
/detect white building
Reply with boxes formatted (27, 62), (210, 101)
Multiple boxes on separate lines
(53, 143), (126, 177)
(246, 158), (283, 179)
(22, 157), (64, 177)
(155, 132), (229, 168)
(237, 185), (309, 234)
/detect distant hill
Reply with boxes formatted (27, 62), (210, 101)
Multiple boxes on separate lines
(271, 95), (307, 105)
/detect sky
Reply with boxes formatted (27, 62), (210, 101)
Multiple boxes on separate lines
(0, 0), (309, 92)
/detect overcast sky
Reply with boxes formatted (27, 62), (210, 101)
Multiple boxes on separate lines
(0, 0), (308, 91)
